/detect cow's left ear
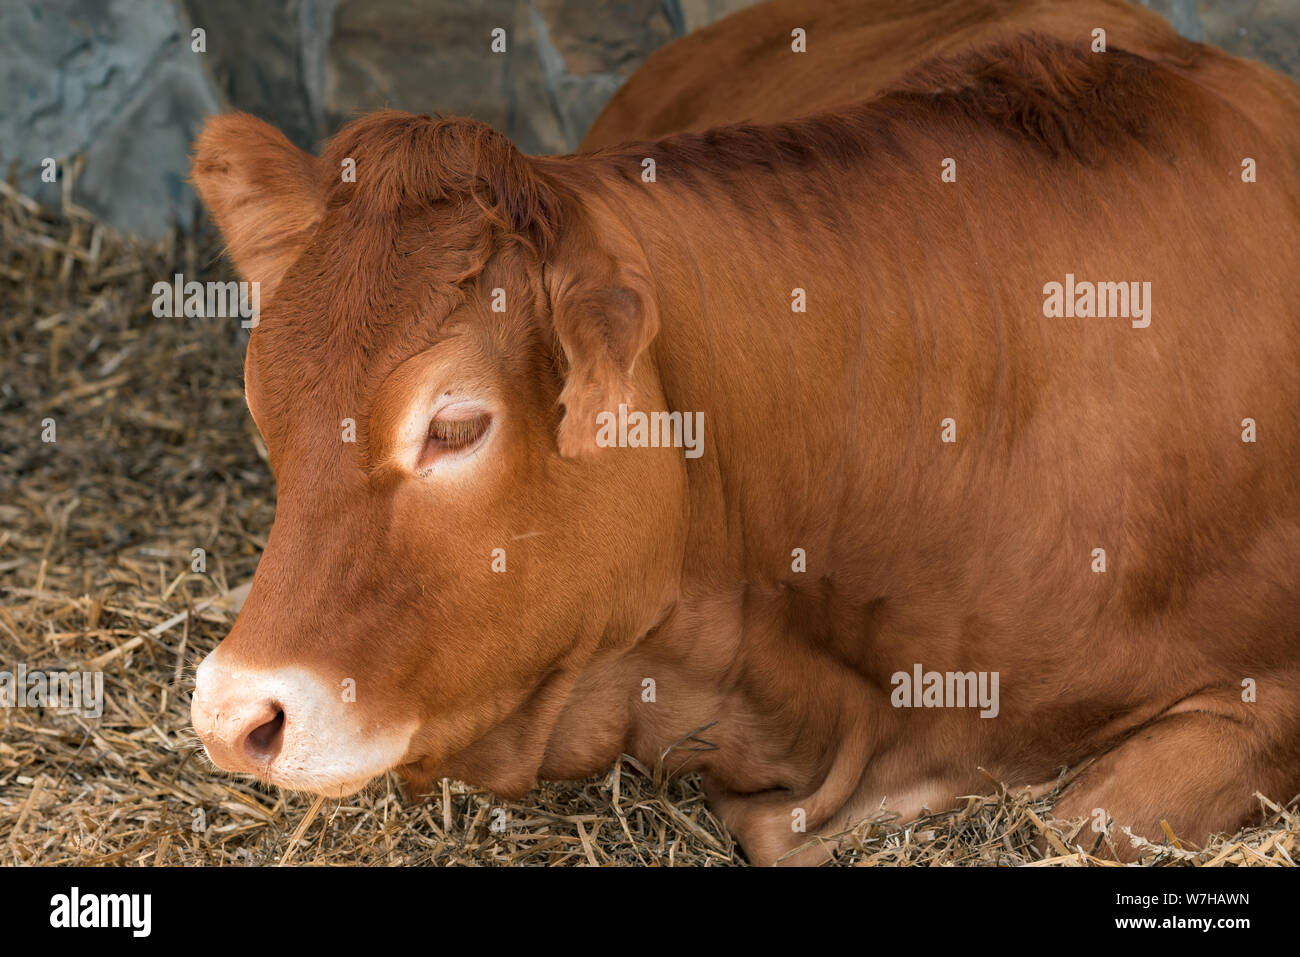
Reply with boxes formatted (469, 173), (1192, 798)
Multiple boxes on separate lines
(544, 206), (660, 458)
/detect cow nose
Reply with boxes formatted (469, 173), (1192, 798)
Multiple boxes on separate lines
(189, 645), (418, 796)
(192, 652), (292, 773)
(192, 689), (287, 772)
(243, 704), (287, 763)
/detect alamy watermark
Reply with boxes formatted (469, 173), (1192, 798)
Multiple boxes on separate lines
(890, 663), (999, 718)
(1, 664), (104, 719)
(595, 403), (704, 459)
(1042, 273), (1151, 328)
(49, 887), (150, 937)
(152, 273), (260, 327)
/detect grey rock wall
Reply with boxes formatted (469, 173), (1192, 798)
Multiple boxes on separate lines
(1, 0), (221, 236)
(2, 0), (1297, 237)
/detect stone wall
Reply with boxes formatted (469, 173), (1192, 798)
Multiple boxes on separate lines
(2, 0), (1295, 237)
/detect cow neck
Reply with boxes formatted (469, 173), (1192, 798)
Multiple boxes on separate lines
(537, 161), (912, 835)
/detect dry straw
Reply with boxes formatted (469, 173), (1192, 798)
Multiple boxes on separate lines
(1, 168), (1295, 866)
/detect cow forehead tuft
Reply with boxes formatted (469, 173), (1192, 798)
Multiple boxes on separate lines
(316, 110), (559, 250)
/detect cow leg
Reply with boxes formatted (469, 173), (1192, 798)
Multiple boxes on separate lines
(1048, 683), (1300, 860)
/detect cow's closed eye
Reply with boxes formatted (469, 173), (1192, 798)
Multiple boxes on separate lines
(418, 404), (491, 470)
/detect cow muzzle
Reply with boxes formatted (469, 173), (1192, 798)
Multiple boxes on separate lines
(191, 649), (416, 796)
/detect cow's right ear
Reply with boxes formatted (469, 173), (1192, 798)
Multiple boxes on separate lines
(190, 113), (323, 300)
(544, 205), (660, 458)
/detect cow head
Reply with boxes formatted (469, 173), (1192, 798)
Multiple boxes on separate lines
(189, 112), (686, 798)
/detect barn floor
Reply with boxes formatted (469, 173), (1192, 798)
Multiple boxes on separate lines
(1, 181), (1296, 867)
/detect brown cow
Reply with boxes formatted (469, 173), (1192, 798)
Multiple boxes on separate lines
(190, 0), (1300, 865)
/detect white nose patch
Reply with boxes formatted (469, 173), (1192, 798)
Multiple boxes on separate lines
(192, 647), (416, 797)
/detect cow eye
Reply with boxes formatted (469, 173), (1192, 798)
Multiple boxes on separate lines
(419, 410), (491, 468)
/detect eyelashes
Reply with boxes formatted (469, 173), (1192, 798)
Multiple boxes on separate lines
(429, 413), (491, 451)
(418, 410), (492, 469)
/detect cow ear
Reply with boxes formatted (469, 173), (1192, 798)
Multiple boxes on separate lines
(190, 112), (323, 300)
(545, 210), (660, 458)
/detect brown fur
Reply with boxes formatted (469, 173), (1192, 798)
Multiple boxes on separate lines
(191, 0), (1300, 865)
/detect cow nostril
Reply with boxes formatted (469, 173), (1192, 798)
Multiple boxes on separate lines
(244, 707), (285, 763)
